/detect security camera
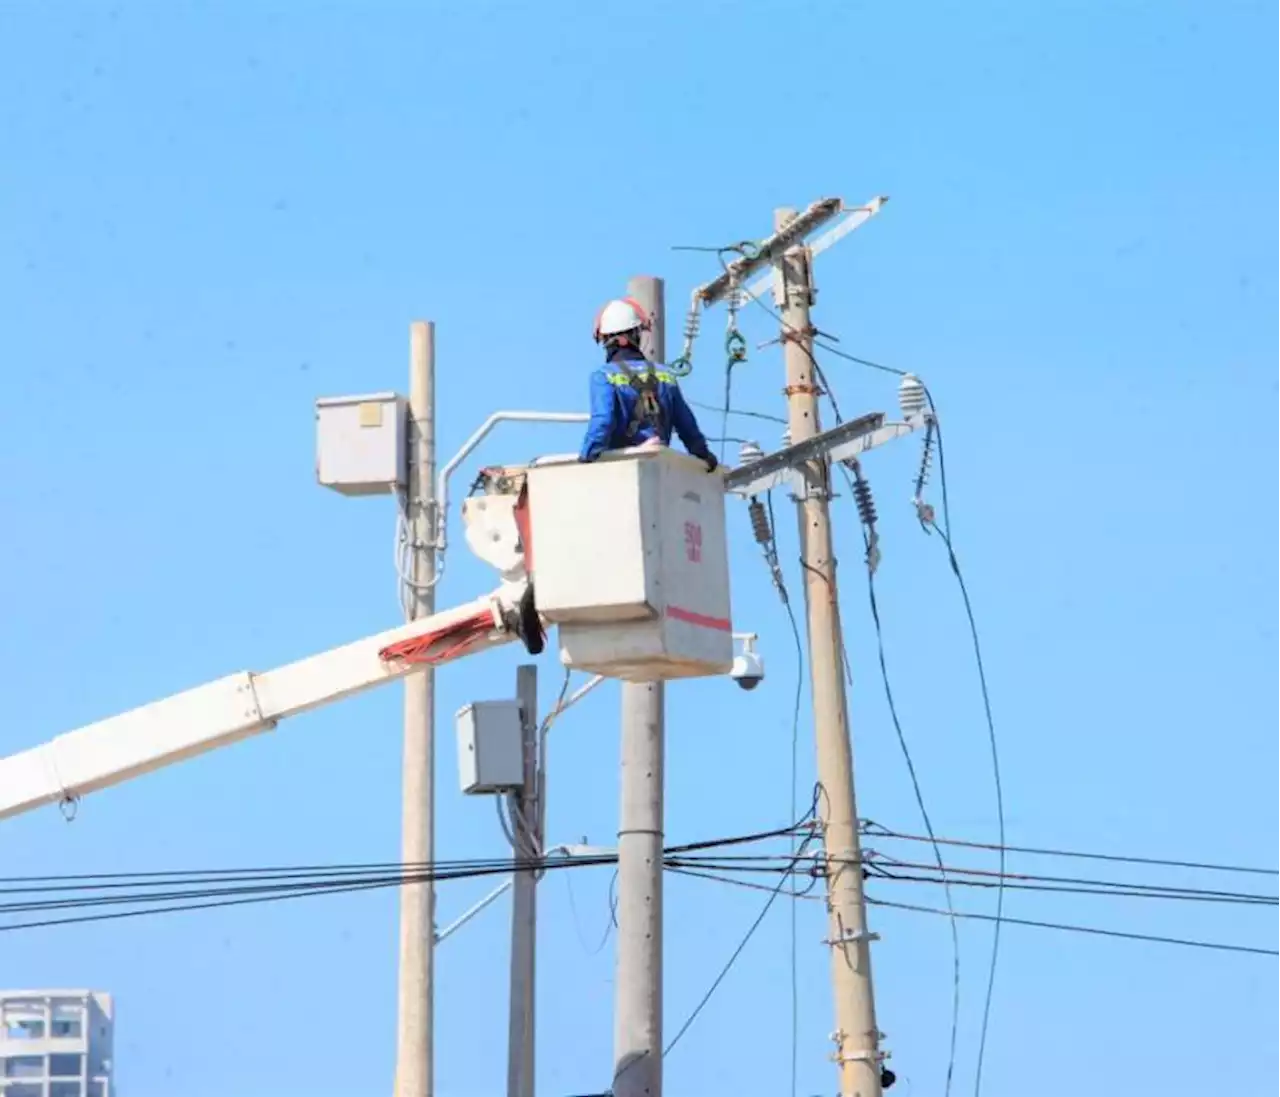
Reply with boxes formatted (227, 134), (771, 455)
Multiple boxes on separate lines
(731, 633), (765, 691)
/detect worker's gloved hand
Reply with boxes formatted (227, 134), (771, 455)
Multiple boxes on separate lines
(702, 453), (719, 473)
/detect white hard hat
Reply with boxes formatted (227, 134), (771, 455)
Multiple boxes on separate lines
(594, 297), (651, 343)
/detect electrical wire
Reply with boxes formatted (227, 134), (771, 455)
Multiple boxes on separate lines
(755, 487), (807, 1097)
(671, 855), (1279, 908)
(604, 795), (821, 1095)
(688, 399), (787, 426)
(915, 436), (1005, 1097)
(866, 864), (1278, 906)
(799, 325), (1005, 1097)
(394, 488), (443, 618)
(811, 338), (962, 1097)
(867, 896), (1280, 957)
(662, 830), (820, 1063)
(860, 823), (1280, 877)
(861, 544), (961, 1097)
(777, 501), (807, 1097)
(564, 868), (615, 956)
(719, 361), (735, 463)
(0, 826), (811, 934)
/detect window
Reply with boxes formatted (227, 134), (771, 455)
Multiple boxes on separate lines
(3, 1018), (44, 1039)
(51, 1054), (84, 1077)
(7, 1085), (44, 1097)
(51, 1003), (84, 1039)
(3, 1055), (45, 1078)
(52, 1083), (86, 1097)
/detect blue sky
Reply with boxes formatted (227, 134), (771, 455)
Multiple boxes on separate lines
(1, 1), (1275, 1095)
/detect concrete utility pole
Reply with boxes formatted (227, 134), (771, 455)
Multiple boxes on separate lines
(774, 209), (883, 1097)
(508, 664), (539, 1097)
(612, 274), (666, 1097)
(397, 320), (437, 1097)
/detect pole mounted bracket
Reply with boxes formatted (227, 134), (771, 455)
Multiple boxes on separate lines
(724, 405), (932, 499)
(823, 928), (881, 947)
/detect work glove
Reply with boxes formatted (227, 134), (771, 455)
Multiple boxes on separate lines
(702, 453), (719, 473)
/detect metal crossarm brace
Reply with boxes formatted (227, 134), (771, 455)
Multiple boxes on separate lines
(724, 407), (931, 498)
(724, 412), (882, 496)
(696, 197), (845, 306)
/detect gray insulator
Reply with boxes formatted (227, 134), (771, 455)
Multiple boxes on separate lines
(739, 439), (765, 466)
(682, 307), (701, 341)
(748, 498), (772, 545)
(916, 427), (934, 489)
(853, 476), (878, 528)
(899, 373), (927, 418)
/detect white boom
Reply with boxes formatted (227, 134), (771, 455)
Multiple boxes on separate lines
(0, 590), (519, 822)
(0, 442), (741, 825)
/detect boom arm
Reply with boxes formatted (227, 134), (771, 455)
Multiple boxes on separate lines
(0, 590), (519, 822)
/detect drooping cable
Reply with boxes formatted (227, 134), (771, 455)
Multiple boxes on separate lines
(662, 827), (820, 1064)
(775, 494), (806, 1097)
(688, 399), (787, 427)
(861, 540), (962, 1097)
(808, 342), (961, 1095)
(750, 487), (807, 1097)
(604, 793), (820, 1094)
(798, 327), (1007, 1097)
(915, 415), (1005, 1097)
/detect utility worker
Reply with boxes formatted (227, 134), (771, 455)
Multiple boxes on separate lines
(578, 297), (718, 471)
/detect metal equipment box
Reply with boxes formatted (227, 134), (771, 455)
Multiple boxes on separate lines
(526, 447), (733, 681)
(455, 699), (525, 795)
(315, 392), (407, 496)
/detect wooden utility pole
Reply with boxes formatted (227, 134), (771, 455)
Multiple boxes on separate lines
(397, 320), (437, 1097)
(774, 209), (883, 1097)
(612, 274), (666, 1097)
(508, 664), (539, 1097)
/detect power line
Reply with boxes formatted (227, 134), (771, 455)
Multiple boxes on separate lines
(606, 801), (821, 1097)
(926, 512), (1003, 1095)
(861, 554), (962, 1097)
(669, 857), (1276, 959)
(866, 856), (1279, 905)
(868, 865), (1278, 907)
(818, 338), (1005, 1097)
(0, 826), (812, 934)
(760, 487), (808, 1097)
(688, 398), (787, 427)
(8, 825), (1271, 894)
(811, 340), (962, 1097)
(862, 823), (1280, 877)
(662, 831), (819, 1064)
(867, 895), (1279, 957)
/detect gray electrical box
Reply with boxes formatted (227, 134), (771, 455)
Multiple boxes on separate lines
(315, 391), (407, 496)
(455, 700), (525, 795)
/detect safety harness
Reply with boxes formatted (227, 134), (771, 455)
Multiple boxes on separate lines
(618, 362), (665, 441)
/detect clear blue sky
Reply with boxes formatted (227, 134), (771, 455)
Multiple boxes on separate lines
(1, 2), (1275, 1095)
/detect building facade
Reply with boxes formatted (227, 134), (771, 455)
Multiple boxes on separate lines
(0, 991), (113, 1097)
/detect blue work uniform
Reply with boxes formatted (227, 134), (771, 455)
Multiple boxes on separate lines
(578, 347), (715, 465)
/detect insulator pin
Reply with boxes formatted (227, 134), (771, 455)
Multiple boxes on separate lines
(899, 373), (927, 418)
